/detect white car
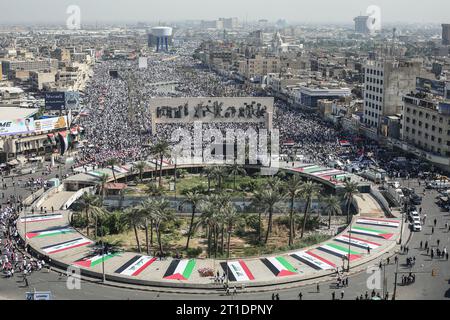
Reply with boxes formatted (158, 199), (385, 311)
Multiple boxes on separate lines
(412, 222), (422, 232)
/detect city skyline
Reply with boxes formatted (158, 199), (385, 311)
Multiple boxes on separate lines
(1, 0), (450, 24)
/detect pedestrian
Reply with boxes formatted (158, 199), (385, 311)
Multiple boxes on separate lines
(341, 290), (344, 300)
(367, 246), (370, 255)
(432, 227), (434, 234)
(434, 218), (437, 227)
(276, 293), (280, 300)
(446, 252), (448, 260)
(331, 291), (335, 300)
(317, 283), (320, 293)
(272, 293), (275, 300)
(385, 292), (389, 300)
(425, 241), (428, 249)
(233, 286), (237, 296)
(420, 241), (423, 249)
(387, 257), (390, 265)
(365, 291), (369, 300)
(394, 256), (398, 264)
(298, 292), (303, 300)
(437, 239), (440, 247)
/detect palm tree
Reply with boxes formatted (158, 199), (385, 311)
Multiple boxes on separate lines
(222, 203), (239, 259)
(135, 161), (147, 182)
(228, 162), (246, 190)
(98, 173), (110, 200)
(211, 165), (227, 190)
(299, 181), (322, 239)
(107, 158), (119, 183)
(79, 192), (103, 238)
(182, 191), (203, 251)
(343, 180), (359, 224)
(252, 187), (285, 244)
(322, 195), (342, 230)
(203, 166), (215, 193)
(140, 199), (155, 255)
(122, 206), (143, 253)
(150, 140), (170, 187)
(284, 175), (303, 246)
(152, 199), (174, 256)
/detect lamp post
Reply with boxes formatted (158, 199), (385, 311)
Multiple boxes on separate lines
(392, 255), (399, 300)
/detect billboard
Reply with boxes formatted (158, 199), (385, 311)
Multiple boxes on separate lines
(416, 77), (446, 97)
(34, 116), (68, 133)
(0, 118), (35, 136)
(65, 91), (80, 110)
(45, 92), (66, 110)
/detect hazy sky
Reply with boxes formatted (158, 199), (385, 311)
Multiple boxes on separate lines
(1, 0), (449, 24)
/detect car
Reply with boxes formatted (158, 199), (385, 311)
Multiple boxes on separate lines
(410, 195), (422, 205)
(412, 215), (421, 223)
(412, 222), (422, 232)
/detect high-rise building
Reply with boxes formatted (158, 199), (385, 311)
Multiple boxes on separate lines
(363, 58), (422, 131)
(401, 91), (450, 164)
(354, 16), (370, 34)
(442, 24), (450, 45)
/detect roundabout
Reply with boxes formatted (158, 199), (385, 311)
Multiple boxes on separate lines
(16, 161), (405, 291)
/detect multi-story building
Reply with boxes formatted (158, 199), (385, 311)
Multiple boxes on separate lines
(30, 70), (56, 90)
(401, 92), (450, 171)
(363, 58), (422, 132)
(1, 59), (58, 79)
(442, 24), (450, 46)
(294, 85), (351, 109)
(354, 16), (370, 34)
(51, 48), (71, 62)
(238, 55), (280, 81)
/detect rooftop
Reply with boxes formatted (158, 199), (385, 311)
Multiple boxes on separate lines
(0, 106), (39, 120)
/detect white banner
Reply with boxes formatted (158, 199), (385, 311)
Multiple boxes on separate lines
(0, 118), (35, 136)
(34, 116), (68, 133)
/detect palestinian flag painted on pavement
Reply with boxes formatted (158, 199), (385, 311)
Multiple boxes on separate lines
(26, 227), (75, 239)
(290, 250), (336, 270)
(335, 234), (381, 250)
(20, 214), (63, 223)
(115, 255), (156, 276)
(74, 252), (120, 268)
(356, 217), (400, 228)
(261, 257), (298, 277)
(351, 226), (393, 240)
(41, 237), (93, 254)
(220, 260), (255, 282)
(317, 243), (362, 261)
(163, 259), (196, 280)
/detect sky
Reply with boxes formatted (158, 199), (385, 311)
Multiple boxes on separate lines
(1, 0), (449, 24)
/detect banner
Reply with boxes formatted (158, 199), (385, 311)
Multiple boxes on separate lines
(221, 260), (255, 282)
(45, 92), (66, 110)
(65, 91), (80, 110)
(0, 118), (35, 136)
(34, 116), (68, 133)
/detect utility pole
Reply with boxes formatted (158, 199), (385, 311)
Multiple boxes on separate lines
(392, 256), (399, 300)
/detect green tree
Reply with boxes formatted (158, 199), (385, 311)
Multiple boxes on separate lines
(181, 191), (203, 251)
(322, 195), (342, 230)
(122, 206), (144, 253)
(299, 181), (322, 238)
(228, 162), (246, 190)
(284, 175), (303, 246)
(343, 180), (359, 224)
(252, 187), (285, 244)
(79, 192), (103, 238)
(107, 158), (119, 183)
(150, 140), (171, 187)
(135, 161), (147, 182)
(152, 199), (174, 256)
(98, 173), (110, 200)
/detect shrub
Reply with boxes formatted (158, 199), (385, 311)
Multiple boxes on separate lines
(71, 213), (88, 228)
(186, 247), (203, 258)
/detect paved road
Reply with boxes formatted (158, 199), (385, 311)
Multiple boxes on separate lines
(2, 170), (449, 300)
